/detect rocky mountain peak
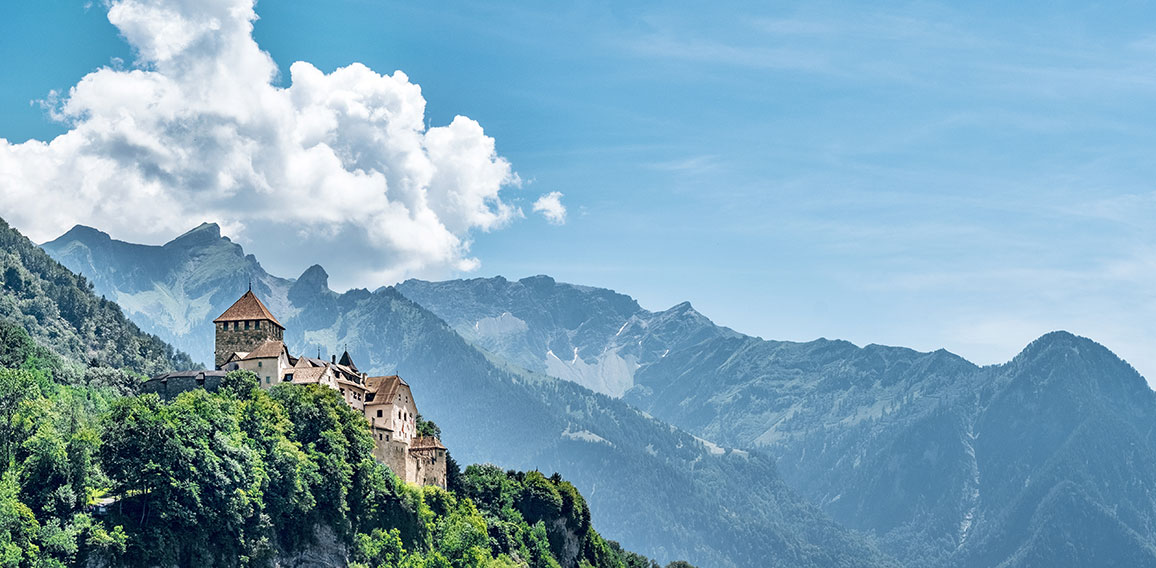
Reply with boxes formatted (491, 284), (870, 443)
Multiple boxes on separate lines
(290, 264), (331, 304)
(50, 224), (112, 247)
(518, 274), (557, 291)
(165, 222), (223, 248)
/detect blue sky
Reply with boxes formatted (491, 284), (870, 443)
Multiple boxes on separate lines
(3, 1), (1156, 381)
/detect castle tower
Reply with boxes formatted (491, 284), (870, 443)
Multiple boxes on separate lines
(213, 290), (285, 368)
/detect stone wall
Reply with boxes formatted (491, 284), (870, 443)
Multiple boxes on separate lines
(373, 434), (410, 482)
(368, 431), (446, 488)
(215, 324), (278, 368)
(140, 373), (224, 400)
(411, 448), (447, 488)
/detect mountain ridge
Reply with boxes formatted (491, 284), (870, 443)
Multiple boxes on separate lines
(394, 275), (1156, 567)
(41, 222), (894, 568)
(43, 222), (1156, 567)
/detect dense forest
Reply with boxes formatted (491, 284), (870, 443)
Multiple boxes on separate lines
(0, 218), (195, 377)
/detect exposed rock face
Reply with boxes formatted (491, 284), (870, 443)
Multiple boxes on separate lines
(396, 277), (741, 398)
(274, 525), (349, 568)
(83, 525), (349, 568)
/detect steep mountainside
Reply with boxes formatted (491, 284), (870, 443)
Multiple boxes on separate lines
(395, 277), (1156, 567)
(0, 218), (194, 377)
(954, 333), (1156, 567)
(396, 277), (741, 397)
(42, 224), (894, 568)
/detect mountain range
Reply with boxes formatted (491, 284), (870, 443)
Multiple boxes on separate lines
(398, 276), (1156, 566)
(42, 222), (1156, 567)
(42, 222), (890, 568)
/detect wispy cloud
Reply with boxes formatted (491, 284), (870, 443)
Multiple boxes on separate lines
(647, 154), (723, 175)
(533, 192), (567, 225)
(624, 34), (832, 73)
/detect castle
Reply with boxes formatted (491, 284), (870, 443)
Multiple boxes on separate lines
(144, 290), (447, 488)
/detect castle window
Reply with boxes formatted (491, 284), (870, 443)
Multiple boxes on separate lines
(255, 321), (261, 329)
(245, 321), (250, 330)
(377, 409), (383, 418)
(257, 361), (262, 368)
(285, 373), (293, 382)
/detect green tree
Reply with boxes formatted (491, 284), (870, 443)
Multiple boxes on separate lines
(0, 473), (39, 567)
(0, 370), (38, 474)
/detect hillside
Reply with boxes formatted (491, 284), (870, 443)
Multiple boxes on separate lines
(42, 224), (894, 568)
(395, 277), (1156, 567)
(0, 218), (194, 380)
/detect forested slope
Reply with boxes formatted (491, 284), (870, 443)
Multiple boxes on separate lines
(0, 218), (195, 377)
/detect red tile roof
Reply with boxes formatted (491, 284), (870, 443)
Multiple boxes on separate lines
(365, 375), (410, 402)
(241, 340), (287, 360)
(213, 290), (284, 328)
(285, 367), (329, 384)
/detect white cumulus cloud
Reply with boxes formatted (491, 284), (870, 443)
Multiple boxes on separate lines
(532, 192), (567, 225)
(0, 0), (524, 287)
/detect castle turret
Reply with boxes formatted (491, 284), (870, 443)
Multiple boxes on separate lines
(213, 290), (285, 368)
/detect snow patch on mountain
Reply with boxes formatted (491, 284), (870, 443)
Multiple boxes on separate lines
(693, 435), (727, 456)
(261, 276), (300, 322)
(561, 427), (613, 446)
(473, 312), (529, 338)
(546, 347), (639, 398)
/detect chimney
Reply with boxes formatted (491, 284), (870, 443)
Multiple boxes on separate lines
(331, 354), (336, 364)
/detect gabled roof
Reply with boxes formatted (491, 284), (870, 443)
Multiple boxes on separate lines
(213, 290), (284, 328)
(225, 352), (250, 363)
(294, 357), (326, 368)
(242, 339), (287, 360)
(285, 366), (330, 384)
(364, 375), (405, 402)
(409, 436), (446, 451)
